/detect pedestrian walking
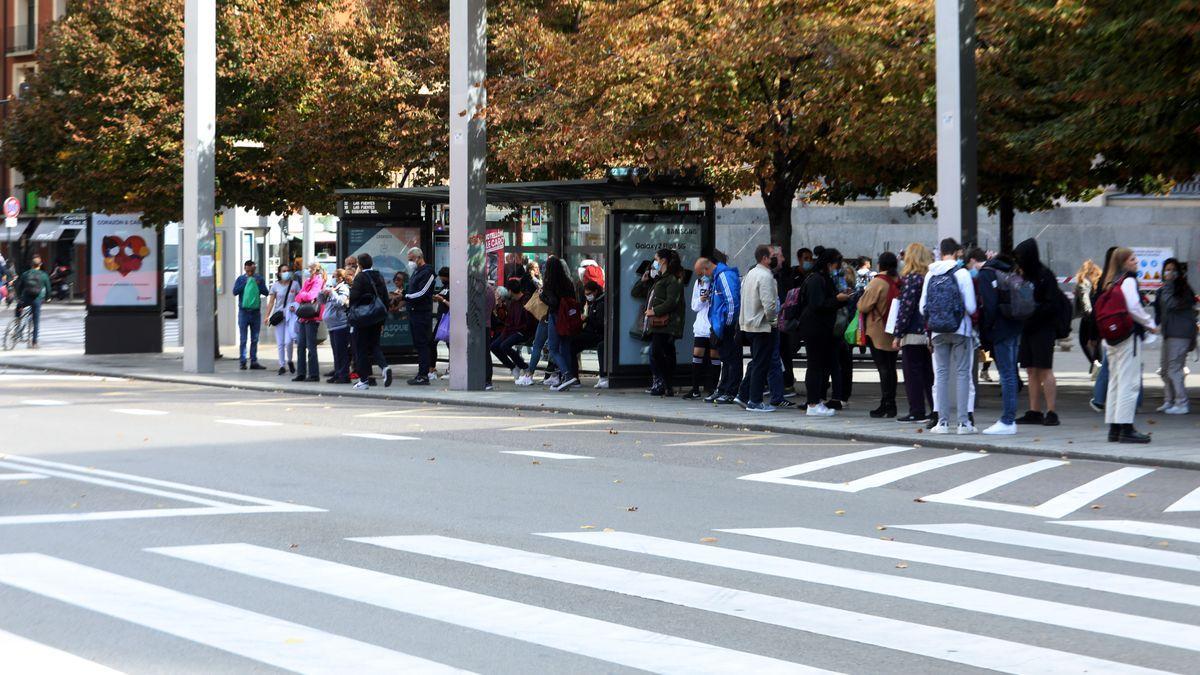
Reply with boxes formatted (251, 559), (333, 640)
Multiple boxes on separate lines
(738, 245), (779, 411)
(573, 280), (608, 388)
(921, 238), (978, 434)
(1096, 247), (1157, 442)
(977, 253), (1031, 435)
(349, 253), (393, 390)
(1014, 238), (1062, 426)
(893, 243), (935, 423)
(324, 269), (352, 384)
(801, 248), (851, 416)
(264, 264), (299, 375)
(684, 259), (720, 399)
(632, 249), (685, 396)
(292, 262), (326, 382)
(857, 252), (900, 418)
(232, 260), (268, 370)
(543, 256), (583, 392)
(1154, 258), (1196, 415)
(404, 248), (436, 386)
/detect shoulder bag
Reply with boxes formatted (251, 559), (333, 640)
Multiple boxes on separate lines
(268, 278), (295, 326)
(348, 272), (388, 328)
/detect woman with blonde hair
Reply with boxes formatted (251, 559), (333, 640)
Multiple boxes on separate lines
(1098, 247), (1157, 443)
(323, 268), (353, 384)
(1075, 258), (1103, 368)
(292, 261), (328, 382)
(891, 242), (935, 423)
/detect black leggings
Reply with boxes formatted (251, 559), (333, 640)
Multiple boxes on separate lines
(868, 338), (898, 409)
(804, 333), (834, 406)
(650, 333), (677, 386)
(901, 343), (934, 417)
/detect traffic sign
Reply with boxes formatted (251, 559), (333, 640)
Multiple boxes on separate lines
(3, 197), (20, 219)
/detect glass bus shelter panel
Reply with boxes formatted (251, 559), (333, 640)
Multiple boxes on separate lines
(344, 222), (422, 351)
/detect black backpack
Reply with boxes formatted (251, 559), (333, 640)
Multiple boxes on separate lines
(1052, 285), (1073, 340)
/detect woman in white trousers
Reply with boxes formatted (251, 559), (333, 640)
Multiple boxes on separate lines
(1100, 248), (1158, 444)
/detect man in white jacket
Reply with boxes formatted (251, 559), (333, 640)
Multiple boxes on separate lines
(739, 245), (779, 412)
(920, 238), (978, 434)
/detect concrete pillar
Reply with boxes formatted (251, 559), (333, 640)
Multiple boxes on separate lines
(935, 0), (978, 246)
(182, 0), (216, 373)
(216, 207), (237, 346)
(301, 206), (314, 267)
(448, 0), (488, 391)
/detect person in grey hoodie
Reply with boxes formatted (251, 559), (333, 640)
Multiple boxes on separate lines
(324, 268), (353, 384)
(920, 237), (978, 434)
(1154, 258), (1197, 414)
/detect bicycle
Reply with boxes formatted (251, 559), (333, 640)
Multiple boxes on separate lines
(2, 305), (32, 351)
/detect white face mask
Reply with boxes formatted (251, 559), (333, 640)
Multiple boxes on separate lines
(585, 294), (595, 302)
(406, 260), (417, 276)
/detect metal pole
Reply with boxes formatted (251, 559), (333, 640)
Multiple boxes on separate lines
(182, 0), (216, 373)
(935, 0), (978, 246)
(448, 0), (488, 391)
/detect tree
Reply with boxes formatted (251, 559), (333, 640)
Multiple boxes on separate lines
(490, 0), (937, 248)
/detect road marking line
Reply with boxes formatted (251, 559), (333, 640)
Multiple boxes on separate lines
(0, 554), (464, 674)
(343, 433), (420, 441)
(920, 460), (1154, 517)
(667, 434), (771, 446)
(19, 399), (69, 406)
(0, 504), (323, 526)
(501, 420), (610, 431)
(152, 543), (809, 675)
(0, 472), (46, 481)
(0, 628), (123, 674)
(499, 450), (593, 460)
(893, 523), (1200, 572)
(0, 460), (230, 507)
(111, 408), (169, 416)
(1165, 485), (1200, 512)
(355, 408), (445, 418)
(740, 447), (982, 492)
(721, 526), (1200, 610)
(1053, 520), (1200, 544)
(214, 419), (283, 427)
(362, 535), (1162, 675)
(0, 374), (120, 382)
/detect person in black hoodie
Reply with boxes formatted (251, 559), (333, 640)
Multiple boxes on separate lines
(573, 280), (607, 387)
(976, 254), (1026, 435)
(404, 248), (436, 385)
(1013, 238), (1061, 426)
(800, 248), (851, 416)
(349, 253), (393, 390)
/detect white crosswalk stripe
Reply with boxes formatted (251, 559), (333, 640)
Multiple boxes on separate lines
(1054, 519), (1200, 544)
(0, 628), (123, 674)
(0, 553), (468, 674)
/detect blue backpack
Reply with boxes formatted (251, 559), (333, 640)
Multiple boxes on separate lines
(925, 270), (965, 333)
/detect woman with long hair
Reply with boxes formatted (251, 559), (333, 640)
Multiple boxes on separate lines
(292, 262), (327, 382)
(858, 251), (901, 417)
(892, 243), (935, 423)
(632, 249), (685, 396)
(263, 263), (299, 375)
(1075, 258), (1104, 368)
(1013, 238), (1061, 426)
(1099, 247), (1158, 443)
(1154, 258), (1197, 414)
(540, 256), (581, 391)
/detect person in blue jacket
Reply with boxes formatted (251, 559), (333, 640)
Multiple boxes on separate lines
(232, 260), (269, 370)
(976, 253), (1027, 435)
(698, 252), (742, 403)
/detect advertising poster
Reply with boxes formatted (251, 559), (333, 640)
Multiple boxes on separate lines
(1132, 246), (1174, 291)
(617, 217), (703, 367)
(530, 205), (543, 233)
(578, 205), (591, 233)
(346, 225), (421, 348)
(90, 213), (159, 308)
(485, 229), (505, 285)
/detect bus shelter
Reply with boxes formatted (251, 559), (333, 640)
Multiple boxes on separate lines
(336, 174), (715, 385)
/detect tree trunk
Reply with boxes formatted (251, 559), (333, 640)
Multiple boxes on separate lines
(760, 181), (796, 254)
(999, 193), (1015, 254)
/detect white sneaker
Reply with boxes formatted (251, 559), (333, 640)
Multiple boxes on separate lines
(552, 377), (579, 392)
(353, 381), (369, 390)
(957, 423), (979, 435)
(1165, 404), (1190, 415)
(428, 371), (439, 381)
(982, 420), (1017, 435)
(484, 383), (494, 391)
(806, 403), (835, 417)
(1156, 401), (1173, 412)
(515, 374), (533, 386)
(929, 422), (952, 434)
(511, 367), (522, 381)
(594, 378), (609, 389)
(544, 374), (561, 387)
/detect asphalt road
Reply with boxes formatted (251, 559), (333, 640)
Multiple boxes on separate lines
(1, 369), (1199, 674)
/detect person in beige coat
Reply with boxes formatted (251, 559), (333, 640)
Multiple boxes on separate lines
(857, 252), (901, 417)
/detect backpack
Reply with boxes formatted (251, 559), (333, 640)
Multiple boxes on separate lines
(780, 286), (806, 333)
(241, 276), (262, 310)
(1053, 286), (1073, 339)
(925, 270), (965, 333)
(18, 270), (42, 303)
(1093, 282), (1134, 344)
(996, 271), (1035, 320)
(556, 296), (583, 337)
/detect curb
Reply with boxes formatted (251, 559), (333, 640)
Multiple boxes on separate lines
(3, 360), (1197, 471)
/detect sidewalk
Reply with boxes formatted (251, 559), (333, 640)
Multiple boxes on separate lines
(2, 342), (1198, 469)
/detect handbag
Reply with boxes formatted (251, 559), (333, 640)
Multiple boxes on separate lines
(435, 313), (450, 342)
(348, 271), (388, 327)
(296, 298), (320, 320)
(844, 311), (865, 346)
(524, 293), (549, 321)
(649, 314), (670, 329)
(884, 298), (900, 336)
(268, 277), (296, 326)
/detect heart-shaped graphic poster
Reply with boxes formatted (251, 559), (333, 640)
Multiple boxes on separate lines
(101, 235), (150, 277)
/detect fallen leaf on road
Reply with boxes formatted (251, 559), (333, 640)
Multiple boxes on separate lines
(715, 455), (723, 461)
(913, 497), (926, 503)
(608, 429), (618, 434)
(580, 525), (596, 530)
(700, 537), (718, 543)
(289, 544), (298, 549)
(69, 502), (78, 509)
(531, 460), (541, 465)
(1147, 418), (1157, 425)
(880, 536), (894, 541)
(1158, 541), (1170, 547)
(835, 509), (846, 516)
(627, 506), (638, 512)
(284, 638), (304, 645)
(895, 562), (909, 569)
(613, 479), (623, 483)
(876, 525), (887, 531)
(642, 453), (654, 458)
(1126, 493), (1137, 498)
(427, 457), (436, 461)
(1090, 504), (1103, 510)
(736, 459), (745, 465)
(603, 528), (616, 532)
(17, 480), (28, 486)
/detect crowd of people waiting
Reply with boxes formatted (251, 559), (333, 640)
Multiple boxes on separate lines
(231, 237), (1198, 446)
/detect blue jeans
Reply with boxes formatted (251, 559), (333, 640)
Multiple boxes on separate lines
(992, 335), (1020, 424)
(528, 320), (557, 374)
(491, 332), (529, 370)
(715, 327), (743, 396)
(328, 326), (350, 380)
(1093, 351), (1144, 407)
(295, 321), (319, 378)
(28, 299), (42, 344)
(547, 314), (574, 379)
(238, 309), (261, 364)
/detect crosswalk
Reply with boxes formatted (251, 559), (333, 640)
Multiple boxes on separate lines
(3, 519), (1198, 673)
(3, 310), (177, 347)
(741, 445), (1200, 517)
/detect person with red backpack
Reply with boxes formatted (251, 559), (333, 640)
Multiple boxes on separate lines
(857, 252), (901, 417)
(1095, 247), (1158, 443)
(542, 256), (583, 392)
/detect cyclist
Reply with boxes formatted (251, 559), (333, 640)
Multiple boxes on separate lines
(14, 255), (51, 348)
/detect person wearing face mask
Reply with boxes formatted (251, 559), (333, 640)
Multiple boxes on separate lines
(403, 248), (436, 385)
(573, 280), (608, 388)
(1097, 248), (1158, 442)
(1154, 258), (1196, 415)
(632, 249), (685, 396)
(976, 251), (1027, 435)
(800, 248), (852, 416)
(263, 264), (300, 375)
(683, 257), (721, 399)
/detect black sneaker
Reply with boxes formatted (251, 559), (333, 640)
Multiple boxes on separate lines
(825, 400), (844, 410)
(1015, 410), (1044, 424)
(383, 366), (393, 388)
(682, 389), (703, 400)
(770, 399), (797, 409)
(305, 376), (319, 382)
(1119, 426), (1152, 444)
(291, 375), (307, 382)
(1042, 411), (1061, 426)
(249, 363), (266, 370)
(703, 392), (721, 403)
(407, 376), (430, 386)
(288, 360), (296, 374)
(924, 412), (940, 430)
(240, 362), (248, 370)
(897, 413), (928, 423)
(277, 367), (287, 376)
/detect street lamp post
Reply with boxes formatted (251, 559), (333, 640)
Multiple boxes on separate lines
(182, 0), (216, 373)
(935, 0), (979, 246)
(448, 0), (488, 391)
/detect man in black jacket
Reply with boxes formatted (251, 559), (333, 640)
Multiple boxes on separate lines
(349, 253), (393, 389)
(404, 247), (436, 385)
